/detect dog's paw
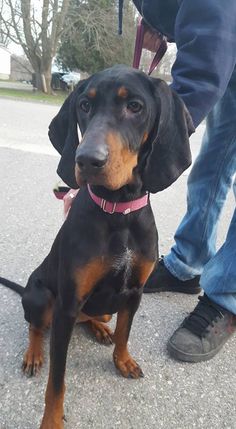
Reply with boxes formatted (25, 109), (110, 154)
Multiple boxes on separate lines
(22, 349), (43, 376)
(113, 353), (144, 379)
(90, 320), (113, 345)
(40, 418), (64, 429)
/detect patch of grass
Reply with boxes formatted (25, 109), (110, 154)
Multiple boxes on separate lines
(0, 88), (67, 105)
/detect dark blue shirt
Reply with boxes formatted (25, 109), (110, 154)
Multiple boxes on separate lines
(133, 0), (236, 127)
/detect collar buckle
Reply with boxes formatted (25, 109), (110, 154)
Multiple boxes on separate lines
(100, 198), (117, 214)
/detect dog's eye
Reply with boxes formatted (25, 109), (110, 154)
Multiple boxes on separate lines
(127, 101), (143, 113)
(80, 100), (91, 113)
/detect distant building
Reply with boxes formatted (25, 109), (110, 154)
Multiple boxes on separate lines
(0, 45), (11, 80)
(10, 55), (33, 82)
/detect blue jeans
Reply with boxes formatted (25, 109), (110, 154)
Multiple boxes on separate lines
(165, 67), (236, 314)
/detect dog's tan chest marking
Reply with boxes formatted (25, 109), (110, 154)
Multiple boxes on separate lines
(134, 258), (155, 286)
(74, 257), (111, 302)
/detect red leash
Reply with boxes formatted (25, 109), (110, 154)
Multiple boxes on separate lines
(133, 18), (167, 75)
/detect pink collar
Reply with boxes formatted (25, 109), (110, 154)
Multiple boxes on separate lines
(87, 185), (149, 215)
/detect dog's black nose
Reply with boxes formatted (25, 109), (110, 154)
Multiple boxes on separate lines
(76, 147), (108, 172)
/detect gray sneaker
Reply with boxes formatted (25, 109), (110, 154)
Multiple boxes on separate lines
(168, 294), (236, 362)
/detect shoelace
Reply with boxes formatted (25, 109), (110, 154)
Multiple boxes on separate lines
(182, 294), (226, 338)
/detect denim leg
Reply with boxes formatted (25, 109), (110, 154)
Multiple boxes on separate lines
(201, 178), (236, 314)
(165, 70), (236, 281)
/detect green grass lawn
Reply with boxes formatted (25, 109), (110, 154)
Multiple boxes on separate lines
(0, 88), (67, 105)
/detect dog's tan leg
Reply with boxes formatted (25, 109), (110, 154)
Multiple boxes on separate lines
(23, 300), (53, 376)
(78, 312), (113, 344)
(23, 326), (44, 376)
(113, 307), (144, 379)
(41, 259), (111, 428)
(87, 318), (113, 344)
(40, 299), (75, 429)
(113, 258), (155, 378)
(40, 367), (65, 429)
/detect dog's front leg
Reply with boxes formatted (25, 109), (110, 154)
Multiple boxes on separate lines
(113, 258), (155, 379)
(113, 292), (144, 379)
(40, 299), (76, 429)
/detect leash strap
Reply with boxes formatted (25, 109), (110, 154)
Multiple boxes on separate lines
(133, 18), (145, 70)
(133, 18), (167, 75)
(148, 39), (168, 75)
(118, 0), (124, 35)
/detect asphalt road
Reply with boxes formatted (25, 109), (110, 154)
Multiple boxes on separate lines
(0, 98), (235, 429)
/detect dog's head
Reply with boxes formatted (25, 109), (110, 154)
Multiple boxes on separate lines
(49, 65), (194, 193)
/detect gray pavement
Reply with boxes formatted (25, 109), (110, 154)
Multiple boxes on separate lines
(0, 98), (235, 429)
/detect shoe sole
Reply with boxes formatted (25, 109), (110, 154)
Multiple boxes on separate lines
(167, 337), (230, 363)
(143, 286), (201, 295)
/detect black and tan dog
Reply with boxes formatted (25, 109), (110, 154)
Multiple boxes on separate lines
(0, 65), (193, 428)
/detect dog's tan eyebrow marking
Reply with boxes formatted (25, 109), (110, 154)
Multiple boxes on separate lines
(142, 132), (149, 144)
(88, 88), (97, 98)
(117, 86), (128, 98)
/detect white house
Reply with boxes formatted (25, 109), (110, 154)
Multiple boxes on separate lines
(0, 45), (11, 80)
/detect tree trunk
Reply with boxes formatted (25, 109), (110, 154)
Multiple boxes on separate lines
(33, 67), (52, 94)
(44, 69), (52, 94)
(33, 72), (44, 91)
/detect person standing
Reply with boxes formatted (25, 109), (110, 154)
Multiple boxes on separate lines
(132, 0), (236, 362)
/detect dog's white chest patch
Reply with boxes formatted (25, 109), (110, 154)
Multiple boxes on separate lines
(112, 248), (134, 278)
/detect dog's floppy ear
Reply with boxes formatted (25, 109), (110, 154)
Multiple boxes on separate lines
(140, 79), (195, 193)
(48, 79), (89, 188)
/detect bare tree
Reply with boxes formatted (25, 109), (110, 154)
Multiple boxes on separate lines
(73, 0), (135, 67)
(57, 0), (136, 74)
(0, 0), (70, 92)
(0, 1), (10, 45)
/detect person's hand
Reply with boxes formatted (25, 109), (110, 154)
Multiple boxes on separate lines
(143, 23), (164, 53)
(63, 188), (79, 217)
